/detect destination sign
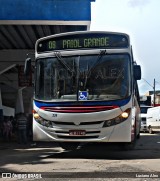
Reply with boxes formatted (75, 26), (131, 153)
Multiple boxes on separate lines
(37, 33), (129, 53)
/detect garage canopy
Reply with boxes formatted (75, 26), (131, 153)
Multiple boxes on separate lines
(0, 0), (95, 112)
(0, 0), (95, 50)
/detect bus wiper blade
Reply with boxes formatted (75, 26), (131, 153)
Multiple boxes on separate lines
(54, 52), (75, 74)
(84, 50), (107, 88)
(90, 50), (107, 72)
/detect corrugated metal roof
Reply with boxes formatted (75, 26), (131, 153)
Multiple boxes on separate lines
(0, 24), (88, 111)
(0, 0), (95, 112)
(0, 25), (87, 50)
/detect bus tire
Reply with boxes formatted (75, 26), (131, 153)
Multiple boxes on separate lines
(59, 142), (79, 151)
(120, 125), (137, 150)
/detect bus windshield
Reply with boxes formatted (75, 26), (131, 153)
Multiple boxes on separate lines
(35, 54), (131, 101)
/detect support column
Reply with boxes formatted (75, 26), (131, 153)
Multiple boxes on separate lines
(15, 88), (24, 114)
(0, 88), (3, 122)
(28, 97), (33, 114)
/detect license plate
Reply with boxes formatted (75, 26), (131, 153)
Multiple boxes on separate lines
(69, 130), (86, 136)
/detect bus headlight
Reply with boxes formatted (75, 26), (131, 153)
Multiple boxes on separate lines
(34, 113), (40, 119)
(121, 111), (129, 118)
(103, 108), (131, 127)
(33, 110), (53, 127)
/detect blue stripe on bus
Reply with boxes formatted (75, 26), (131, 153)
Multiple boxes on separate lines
(34, 96), (131, 108)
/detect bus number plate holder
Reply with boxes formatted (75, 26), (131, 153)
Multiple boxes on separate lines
(69, 130), (86, 136)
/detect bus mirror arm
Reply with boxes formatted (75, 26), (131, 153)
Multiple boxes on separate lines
(134, 65), (141, 80)
(24, 58), (32, 76)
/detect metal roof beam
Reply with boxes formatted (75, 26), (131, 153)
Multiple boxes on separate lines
(0, 26), (20, 48)
(25, 26), (37, 46)
(42, 25), (51, 36)
(0, 31), (12, 49)
(35, 25), (45, 38)
(0, 64), (17, 75)
(7, 25), (26, 49)
(17, 25), (33, 49)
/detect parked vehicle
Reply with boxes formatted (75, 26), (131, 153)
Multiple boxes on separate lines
(146, 106), (160, 134)
(140, 105), (153, 132)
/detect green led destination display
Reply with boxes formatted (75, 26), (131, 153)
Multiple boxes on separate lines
(37, 33), (129, 53)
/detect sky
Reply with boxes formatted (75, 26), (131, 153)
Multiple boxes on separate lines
(90, 0), (160, 95)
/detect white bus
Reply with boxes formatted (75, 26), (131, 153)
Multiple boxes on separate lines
(25, 31), (141, 150)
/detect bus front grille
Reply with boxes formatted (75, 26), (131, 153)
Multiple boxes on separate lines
(57, 135), (99, 139)
(53, 121), (104, 126)
(55, 131), (100, 134)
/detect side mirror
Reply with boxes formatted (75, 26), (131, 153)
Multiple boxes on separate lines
(134, 65), (141, 80)
(24, 58), (31, 76)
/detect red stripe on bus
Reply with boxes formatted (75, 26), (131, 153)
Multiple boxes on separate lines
(40, 106), (119, 113)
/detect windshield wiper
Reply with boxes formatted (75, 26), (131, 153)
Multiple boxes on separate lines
(54, 52), (75, 75)
(54, 52), (81, 101)
(89, 50), (107, 73)
(84, 50), (107, 89)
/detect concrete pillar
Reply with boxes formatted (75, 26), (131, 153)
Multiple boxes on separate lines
(28, 97), (33, 114)
(0, 88), (3, 122)
(15, 88), (24, 114)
